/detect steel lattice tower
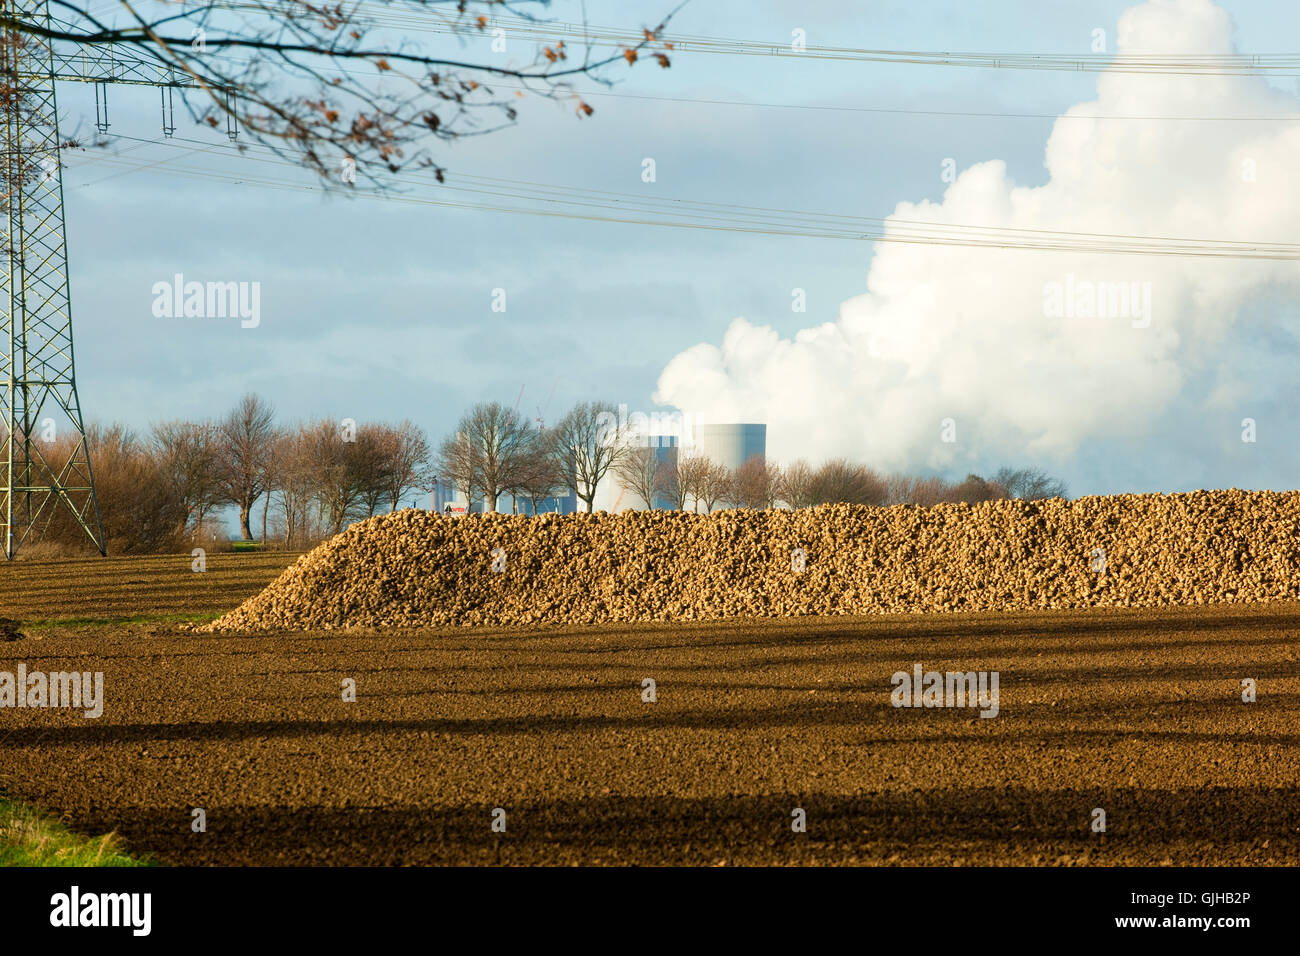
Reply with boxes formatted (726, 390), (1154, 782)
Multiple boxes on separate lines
(2, 0), (102, 557)
(1, 1), (203, 558)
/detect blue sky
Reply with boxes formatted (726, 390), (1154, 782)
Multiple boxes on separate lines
(55, 0), (1300, 498)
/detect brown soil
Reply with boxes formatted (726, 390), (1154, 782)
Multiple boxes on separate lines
(0, 551), (299, 622)
(1, 601), (1296, 865)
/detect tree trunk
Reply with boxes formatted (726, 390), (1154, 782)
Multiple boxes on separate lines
(239, 502), (253, 540)
(260, 492), (269, 544)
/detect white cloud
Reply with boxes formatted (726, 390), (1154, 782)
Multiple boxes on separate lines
(654, 0), (1300, 472)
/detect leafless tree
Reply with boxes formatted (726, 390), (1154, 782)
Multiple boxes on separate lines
(349, 424), (395, 517)
(37, 424), (186, 554)
(509, 430), (565, 513)
(777, 459), (816, 509)
(672, 453), (709, 512)
(437, 401), (533, 513)
(994, 466), (1069, 501)
(949, 473), (1007, 504)
(93, 424), (188, 553)
(656, 454), (689, 511)
(732, 454), (777, 509)
(692, 457), (730, 513)
(718, 466), (743, 509)
(615, 444), (665, 510)
(548, 400), (626, 513)
(907, 476), (954, 507)
(270, 426), (320, 548)
(306, 419), (375, 533)
(217, 393), (277, 540)
(435, 426), (481, 513)
(257, 425), (287, 544)
(10, 2), (680, 187)
(151, 419), (223, 537)
(884, 473), (917, 506)
(379, 420), (432, 511)
(810, 458), (888, 506)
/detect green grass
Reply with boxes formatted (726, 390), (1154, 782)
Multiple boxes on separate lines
(0, 795), (153, 867)
(230, 540), (264, 553)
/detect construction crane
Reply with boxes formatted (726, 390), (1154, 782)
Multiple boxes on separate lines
(2, 1), (228, 559)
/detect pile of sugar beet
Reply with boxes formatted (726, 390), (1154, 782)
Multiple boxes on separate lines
(206, 490), (1300, 631)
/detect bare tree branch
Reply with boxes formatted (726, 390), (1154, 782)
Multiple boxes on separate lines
(5, 1), (683, 187)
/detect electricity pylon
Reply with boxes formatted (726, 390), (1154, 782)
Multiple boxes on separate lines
(2, 1), (202, 558)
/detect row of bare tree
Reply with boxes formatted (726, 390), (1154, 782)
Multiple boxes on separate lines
(437, 399), (1068, 514)
(436, 400), (632, 514)
(31, 394), (1066, 554)
(34, 395), (432, 554)
(616, 452), (1068, 512)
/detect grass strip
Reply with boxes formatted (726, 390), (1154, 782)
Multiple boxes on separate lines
(0, 794), (153, 867)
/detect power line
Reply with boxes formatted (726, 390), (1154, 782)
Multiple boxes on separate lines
(70, 132), (1300, 261)
(508, 83), (1300, 124)
(247, 3), (1300, 78)
(73, 29), (1300, 126)
(129, 3), (1300, 78)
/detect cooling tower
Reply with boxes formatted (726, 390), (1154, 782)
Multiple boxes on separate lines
(690, 423), (766, 470)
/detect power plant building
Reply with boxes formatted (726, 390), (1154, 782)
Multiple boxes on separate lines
(607, 435), (680, 511)
(438, 422), (768, 514)
(605, 422), (767, 512)
(430, 479), (576, 515)
(689, 423), (766, 470)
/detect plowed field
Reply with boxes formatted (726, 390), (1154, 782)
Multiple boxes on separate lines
(1, 554), (1296, 865)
